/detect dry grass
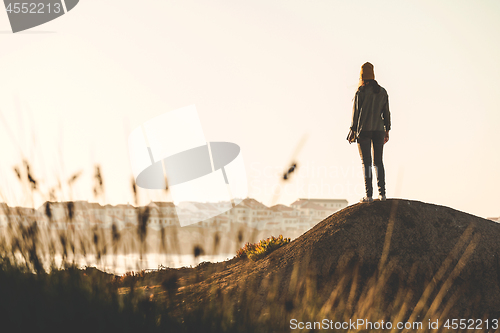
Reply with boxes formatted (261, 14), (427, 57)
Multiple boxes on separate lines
(0, 159), (498, 332)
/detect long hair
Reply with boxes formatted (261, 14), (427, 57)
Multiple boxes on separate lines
(357, 79), (381, 94)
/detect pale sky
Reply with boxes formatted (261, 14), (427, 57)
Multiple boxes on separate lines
(0, 0), (499, 218)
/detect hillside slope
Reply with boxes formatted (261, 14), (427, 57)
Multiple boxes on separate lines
(178, 199), (500, 324)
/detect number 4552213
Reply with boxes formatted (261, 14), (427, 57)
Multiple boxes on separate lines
(6, 3), (62, 14)
(444, 319), (499, 330)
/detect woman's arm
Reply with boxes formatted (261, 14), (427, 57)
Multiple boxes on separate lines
(382, 93), (391, 132)
(350, 91), (360, 132)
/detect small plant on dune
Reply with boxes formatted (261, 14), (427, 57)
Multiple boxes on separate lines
(236, 242), (256, 258)
(236, 235), (290, 261)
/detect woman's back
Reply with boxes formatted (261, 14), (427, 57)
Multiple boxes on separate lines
(352, 81), (391, 134)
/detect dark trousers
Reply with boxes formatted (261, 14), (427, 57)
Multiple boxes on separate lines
(357, 131), (386, 197)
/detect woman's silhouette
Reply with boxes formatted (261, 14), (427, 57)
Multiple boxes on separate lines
(349, 62), (391, 203)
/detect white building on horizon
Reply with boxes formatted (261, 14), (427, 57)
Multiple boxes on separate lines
(290, 198), (348, 210)
(1, 197), (350, 233)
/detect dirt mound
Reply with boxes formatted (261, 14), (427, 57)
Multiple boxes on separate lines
(179, 199), (500, 322)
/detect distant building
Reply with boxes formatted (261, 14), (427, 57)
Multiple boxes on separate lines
(146, 201), (178, 229)
(148, 201), (176, 216)
(269, 204), (301, 230)
(115, 203), (139, 227)
(37, 201), (71, 229)
(234, 198), (274, 230)
(290, 198), (348, 211)
(290, 198), (348, 228)
(3, 197), (350, 234)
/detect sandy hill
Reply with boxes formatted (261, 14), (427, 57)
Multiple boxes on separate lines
(175, 199), (500, 327)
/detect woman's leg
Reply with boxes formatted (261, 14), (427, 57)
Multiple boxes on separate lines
(372, 131), (386, 196)
(357, 132), (373, 197)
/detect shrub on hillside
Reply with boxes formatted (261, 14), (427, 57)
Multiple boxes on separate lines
(236, 235), (290, 261)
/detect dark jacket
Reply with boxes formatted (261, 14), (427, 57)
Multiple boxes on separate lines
(350, 84), (391, 136)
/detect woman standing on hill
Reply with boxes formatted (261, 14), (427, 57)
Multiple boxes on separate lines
(347, 62), (391, 203)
